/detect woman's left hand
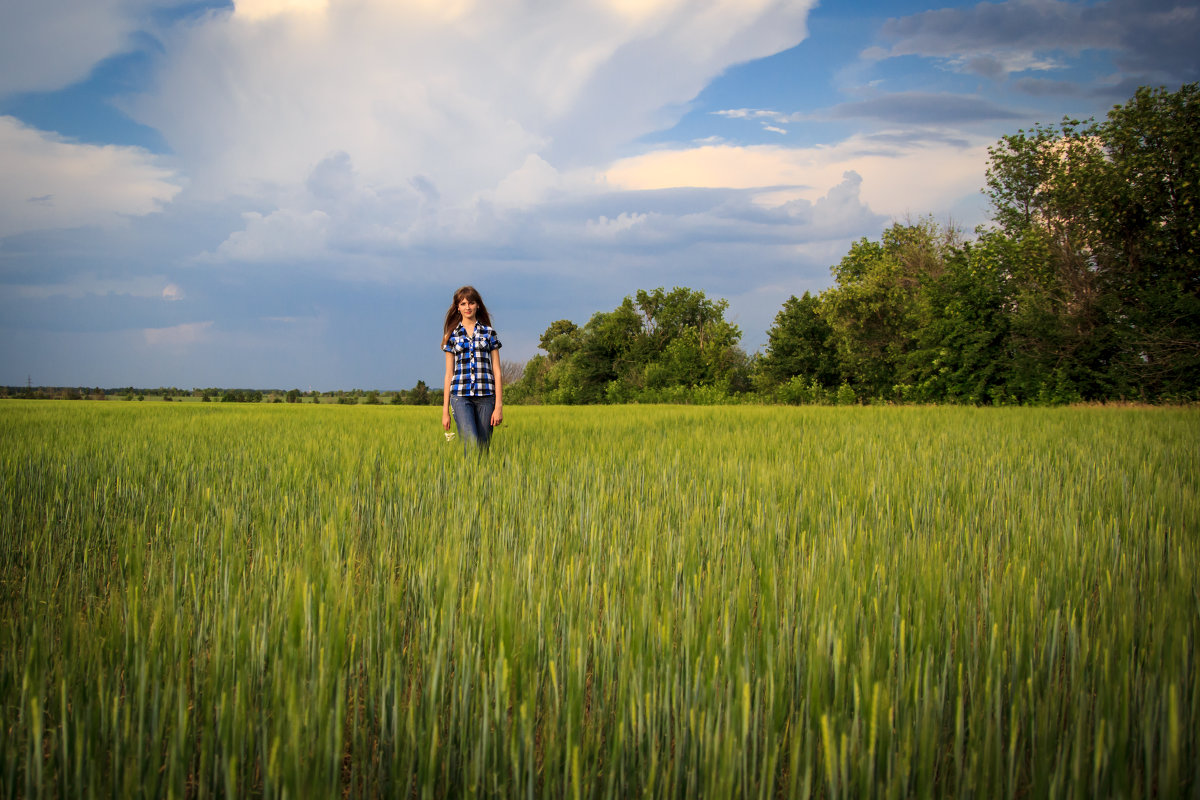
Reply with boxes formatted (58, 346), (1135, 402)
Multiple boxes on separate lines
(491, 406), (503, 427)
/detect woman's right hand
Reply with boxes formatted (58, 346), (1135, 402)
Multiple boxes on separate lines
(442, 409), (451, 431)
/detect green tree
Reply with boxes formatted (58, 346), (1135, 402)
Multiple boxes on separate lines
(538, 320), (582, 363)
(985, 119), (1106, 244)
(571, 298), (644, 403)
(1098, 84), (1200, 398)
(756, 292), (838, 390)
(514, 287), (745, 404)
(634, 287), (742, 391)
(505, 355), (550, 404)
(899, 230), (1015, 403)
(984, 117), (1117, 399)
(407, 380), (431, 405)
(821, 221), (952, 399)
(983, 84), (1199, 400)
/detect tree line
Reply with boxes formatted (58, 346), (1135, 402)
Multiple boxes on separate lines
(508, 84), (1198, 405)
(2, 385), (443, 404)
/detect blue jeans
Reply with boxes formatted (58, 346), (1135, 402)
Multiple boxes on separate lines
(449, 394), (495, 454)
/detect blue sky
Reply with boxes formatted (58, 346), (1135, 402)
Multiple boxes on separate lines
(2, 0), (1197, 391)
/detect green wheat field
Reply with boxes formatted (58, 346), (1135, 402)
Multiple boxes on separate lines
(2, 401), (1197, 798)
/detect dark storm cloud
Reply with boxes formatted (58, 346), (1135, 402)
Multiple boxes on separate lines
(879, 0), (1097, 60)
(1105, 0), (1200, 80)
(878, 0), (1200, 84)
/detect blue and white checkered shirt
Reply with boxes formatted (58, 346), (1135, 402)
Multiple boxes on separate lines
(443, 323), (502, 396)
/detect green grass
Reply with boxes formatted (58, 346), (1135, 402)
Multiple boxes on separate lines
(2, 401), (1197, 798)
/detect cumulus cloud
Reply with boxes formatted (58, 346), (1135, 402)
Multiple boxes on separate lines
(490, 155), (575, 211)
(202, 150), (422, 262)
(0, 116), (180, 237)
(125, 0), (816, 207)
(603, 135), (990, 222)
(586, 212), (649, 239)
(120, 0), (822, 271)
(212, 209), (332, 261)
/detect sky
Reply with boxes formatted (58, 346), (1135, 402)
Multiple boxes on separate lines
(1, 0), (1197, 391)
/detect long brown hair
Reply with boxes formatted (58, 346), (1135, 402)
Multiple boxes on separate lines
(441, 285), (493, 346)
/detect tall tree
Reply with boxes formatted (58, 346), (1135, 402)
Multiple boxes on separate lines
(984, 84), (1199, 399)
(570, 299), (645, 404)
(1099, 84), (1200, 397)
(634, 287), (741, 389)
(821, 220), (952, 399)
(900, 230), (1016, 403)
(985, 118), (1121, 399)
(538, 320), (582, 363)
(756, 292), (837, 389)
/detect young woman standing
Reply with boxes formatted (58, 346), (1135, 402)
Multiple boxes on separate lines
(442, 286), (503, 454)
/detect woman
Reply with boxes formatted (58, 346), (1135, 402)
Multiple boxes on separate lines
(442, 286), (503, 454)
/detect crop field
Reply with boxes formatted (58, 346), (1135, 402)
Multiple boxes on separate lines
(1, 401), (1197, 798)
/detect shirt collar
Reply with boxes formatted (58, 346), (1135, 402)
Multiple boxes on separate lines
(456, 322), (490, 337)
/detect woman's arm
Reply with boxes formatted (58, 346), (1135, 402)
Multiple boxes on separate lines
(442, 351), (454, 431)
(490, 349), (503, 427)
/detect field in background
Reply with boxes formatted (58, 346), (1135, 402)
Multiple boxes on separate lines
(2, 401), (1197, 797)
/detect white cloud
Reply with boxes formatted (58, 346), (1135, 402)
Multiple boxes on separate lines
(162, 283), (184, 301)
(202, 150), (420, 262)
(126, 0), (816, 208)
(490, 155), (569, 210)
(212, 209), (332, 261)
(0, 116), (181, 237)
(233, 0), (330, 21)
(603, 134), (990, 221)
(586, 212), (649, 238)
(122, 0), (820, 269)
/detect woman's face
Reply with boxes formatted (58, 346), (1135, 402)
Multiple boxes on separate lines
(458, 296), (478, 321)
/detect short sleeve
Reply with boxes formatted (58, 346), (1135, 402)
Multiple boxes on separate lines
(489, 330), (502, 350)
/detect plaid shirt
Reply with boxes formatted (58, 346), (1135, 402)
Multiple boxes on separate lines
(443, 323), (502, 396)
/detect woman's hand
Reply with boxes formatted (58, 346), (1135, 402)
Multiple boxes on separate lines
(490, 405), (503, 427)
(442, 409), (452, 431)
